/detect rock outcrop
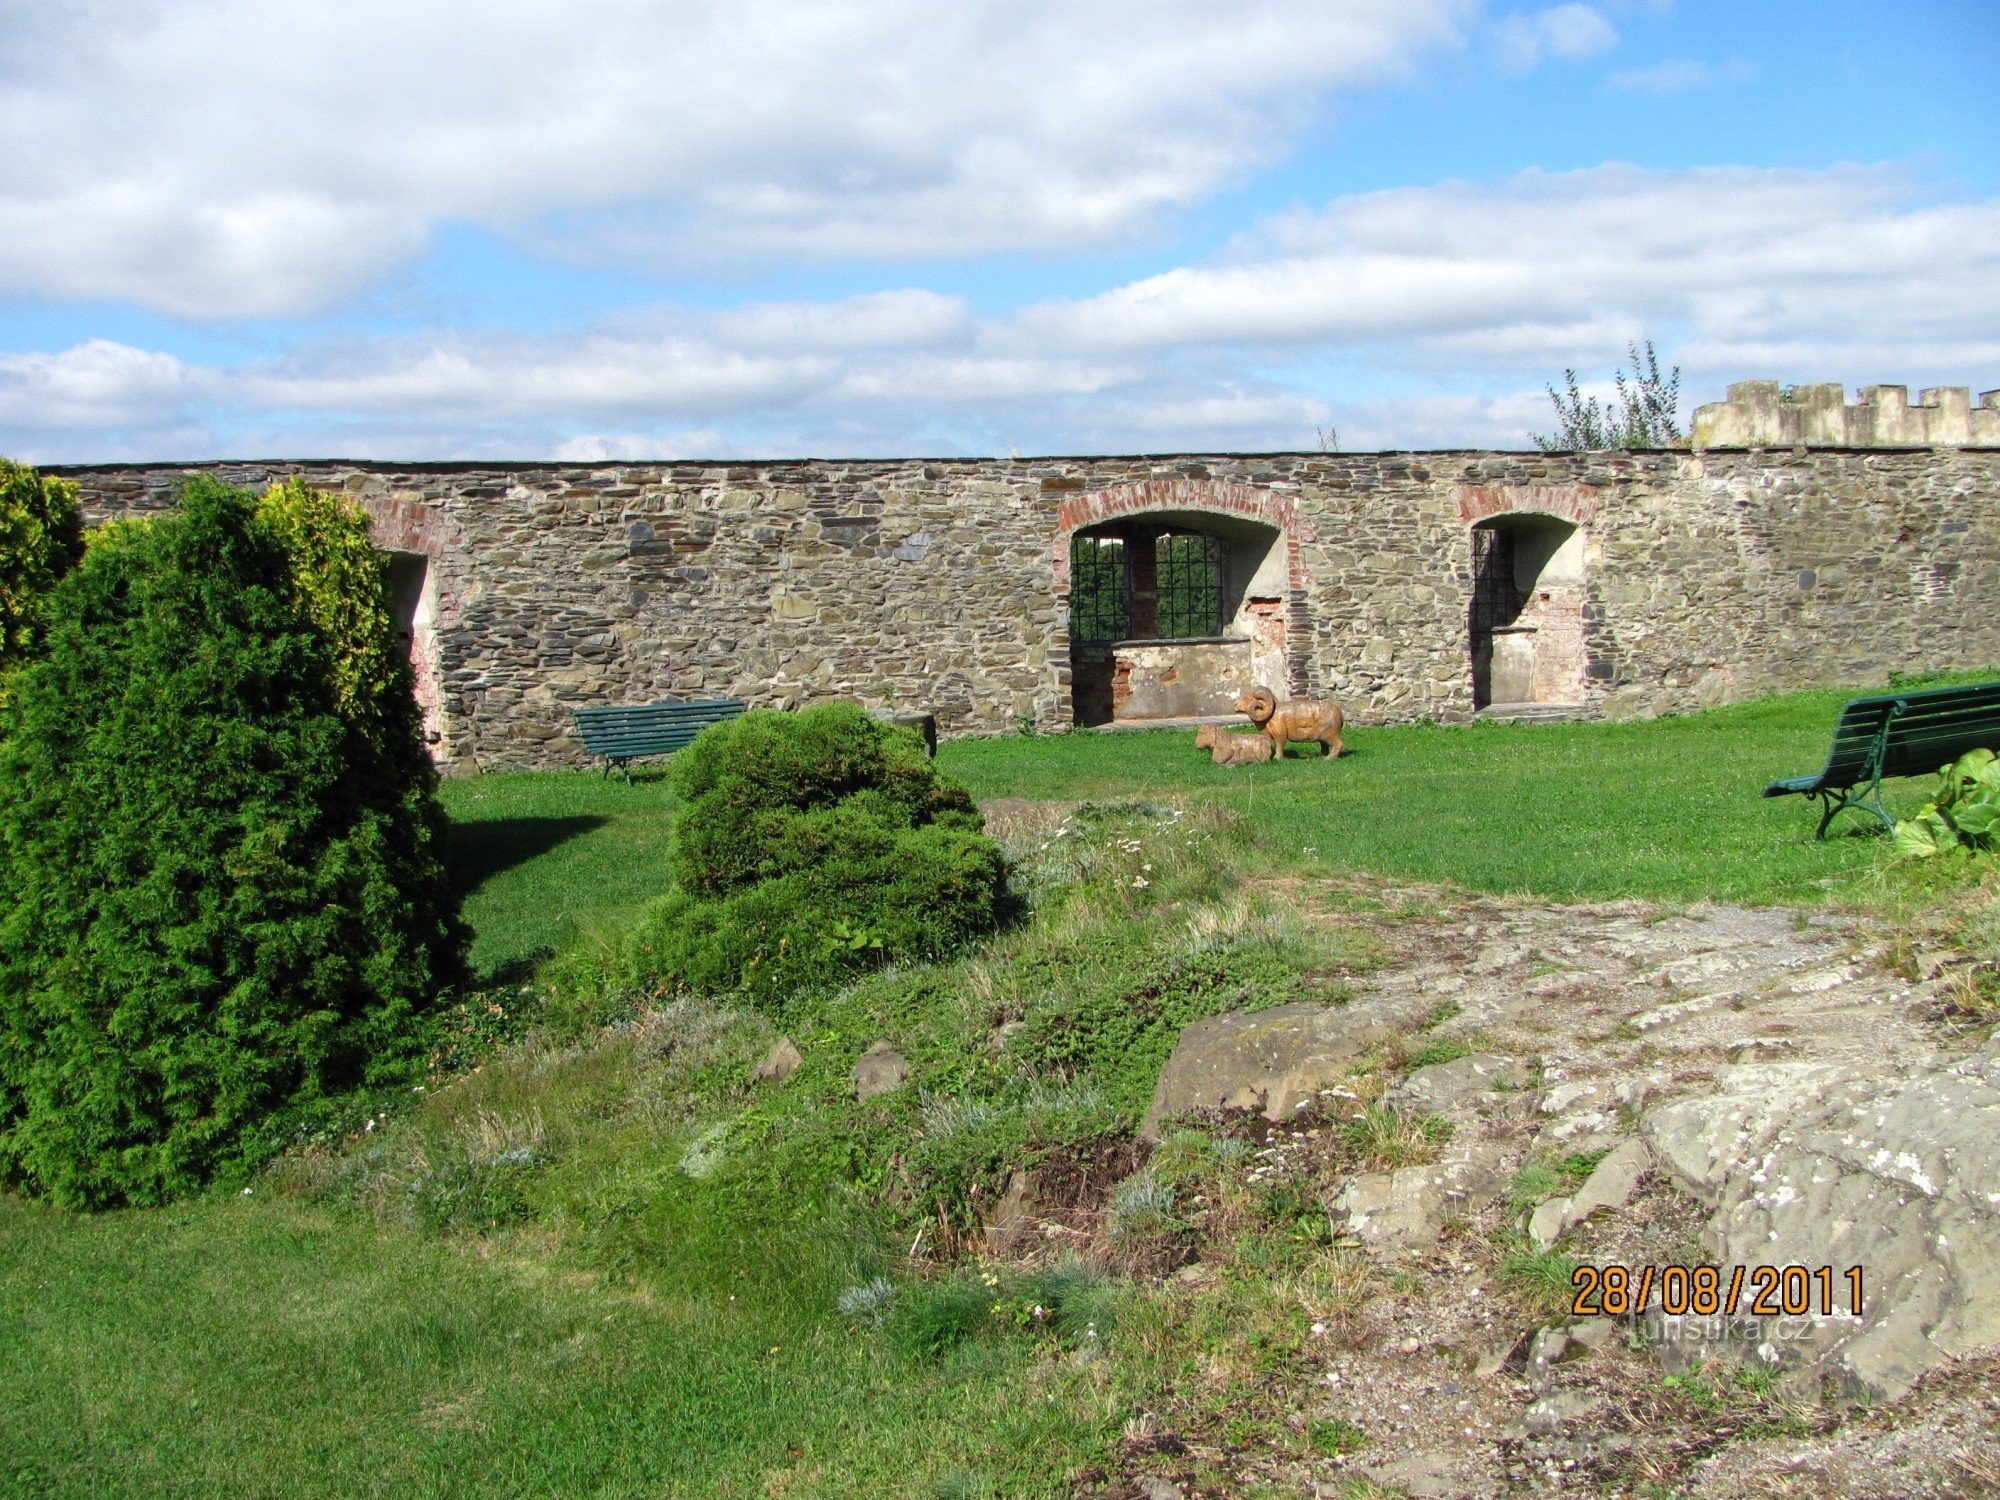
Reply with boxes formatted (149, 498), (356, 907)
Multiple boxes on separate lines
(1643, 1039), (2000, 1401)
(1140, 995), (1435, 1140)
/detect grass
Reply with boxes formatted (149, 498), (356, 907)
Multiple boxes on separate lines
(439, 767), (677, 976)
(432, 674), (2000, 985)
(9, 676), (1996, 1496)
(0, 1194), (1113, 1498)
(1, 803), (1373, 1498)
(942, 673), (2000, 907)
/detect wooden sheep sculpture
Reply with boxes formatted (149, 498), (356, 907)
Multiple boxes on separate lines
(1195, 722), (1276, 765)
(1234, 685), (1344, 759)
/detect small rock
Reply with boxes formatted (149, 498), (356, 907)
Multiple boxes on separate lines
(1570, 1137), (1651, 1219)
(750, 1036), (802, 1084)
(1473, 1333), (1524, 1379)
(1136, 1478), (1184, 1500)
(1527, 1197), (1569, 1250)
(853, 1040), (909, 1099)
(1526, 1327), (1569, 1392)
(1332, 1140), (1508, 1257)
(1359, 1455), (1460, 1498)
(1514, 1389), (1603, 1437)
(1529, 1137), (1651, 1248)
(1568, 1316), (1617, 1351)
(1140, 995), (1436, 1139)
(983, 1170), (1031, 1254)
(1914, 949), (1960, 981)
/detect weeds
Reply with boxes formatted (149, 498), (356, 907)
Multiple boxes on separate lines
(1339, 1107), (1452, 1169)
(1308, 1416), (1366, 1455)
(1500, 1246), (1583, 1315)
(1507, 1151), (1605, 1211)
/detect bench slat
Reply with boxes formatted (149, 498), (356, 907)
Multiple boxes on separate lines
(570, 699), (748, 779)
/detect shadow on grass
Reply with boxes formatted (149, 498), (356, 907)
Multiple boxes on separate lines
(448, 815), (609, 899)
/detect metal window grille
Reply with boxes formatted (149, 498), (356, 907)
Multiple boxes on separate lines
(1155, 532), (1225, 638)
(1068, 534), (1131, 643)
(1469, 525), (1523, 633)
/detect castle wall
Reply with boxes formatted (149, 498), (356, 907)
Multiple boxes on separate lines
(52, 442), (2000, 772)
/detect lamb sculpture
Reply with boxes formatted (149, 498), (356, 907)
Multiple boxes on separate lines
(1234, 685), (1344, 759)
(1194, 722), (1276, 765)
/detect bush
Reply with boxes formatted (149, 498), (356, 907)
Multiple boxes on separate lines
(0, 458), (85, 706)
(625, 703), (1005, 1007)
(0, 479), (466, 1207)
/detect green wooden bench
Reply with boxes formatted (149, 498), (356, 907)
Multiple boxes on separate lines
(1763, 680), (2000, 838)
(572, 698), (747, 781)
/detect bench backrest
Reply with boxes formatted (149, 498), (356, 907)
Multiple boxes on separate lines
(1823, 681), (2000, 784)
(572, 699), (747, 758)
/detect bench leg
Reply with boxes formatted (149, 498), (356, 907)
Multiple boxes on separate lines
(1812, 787), (1896, 840)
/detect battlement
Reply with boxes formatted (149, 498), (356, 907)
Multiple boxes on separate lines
(1692, 382), (2000, 449)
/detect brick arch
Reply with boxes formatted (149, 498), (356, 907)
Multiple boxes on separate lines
(1053, 477), (1313, 704)
(1052, 478), (1309, 594)
(360, 494), (458, 558)
(1454, 483), (1599, 528)
(356, 494), (458, 765)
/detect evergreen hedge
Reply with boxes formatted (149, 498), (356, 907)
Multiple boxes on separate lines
(626, 703), (1005, 1006)
(0, 479), (466, 1207)
(0, 459), (85, 707)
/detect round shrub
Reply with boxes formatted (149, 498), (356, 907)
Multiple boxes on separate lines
(626, 703), (1004, 1007)
(0, 479), (467, 1208)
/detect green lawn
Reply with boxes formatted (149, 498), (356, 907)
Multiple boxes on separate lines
(438, 676), (1986, 980)
(941, 677), (1992, 907)
(10, 674), (1985, 1498)
(441, 768), (676, 977)
(0, 1193), (1106, 1498)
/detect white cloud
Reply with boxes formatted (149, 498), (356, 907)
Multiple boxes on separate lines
(1022, 164), (2000, 374)
(4, 163), (1997, 461)
(1607, 56), (1753, 94)
(0, 339), (211, 430)
(1495, 4), (1619, 70)
(0, 0), (1474, 318)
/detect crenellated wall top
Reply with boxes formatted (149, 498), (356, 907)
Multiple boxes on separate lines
(1692, 382), (2000, 450)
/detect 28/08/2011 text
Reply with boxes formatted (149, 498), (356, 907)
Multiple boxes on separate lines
(1571, 1264), (1864, 1319)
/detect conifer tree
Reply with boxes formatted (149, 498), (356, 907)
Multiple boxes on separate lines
(0, 479), (465, 1207)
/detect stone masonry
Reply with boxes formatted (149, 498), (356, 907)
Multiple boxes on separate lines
(52, 411), (2000, 772)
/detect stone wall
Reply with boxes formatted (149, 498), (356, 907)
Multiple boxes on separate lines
(51, 441), (2000, 770)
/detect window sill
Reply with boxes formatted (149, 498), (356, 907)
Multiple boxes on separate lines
(1082, 635), (1251, 648)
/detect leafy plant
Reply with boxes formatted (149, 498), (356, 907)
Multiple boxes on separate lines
(0, 479), (466, 1208)
(1309, 1416), (1366, 1456)
(1895, 748), (2000, 858)
(1533, 340), (1685, 452)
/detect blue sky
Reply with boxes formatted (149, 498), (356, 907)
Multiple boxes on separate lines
(1, 0), (1995, 460)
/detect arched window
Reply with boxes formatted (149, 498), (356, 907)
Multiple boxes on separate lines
(1069, 524), (1228, 643)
